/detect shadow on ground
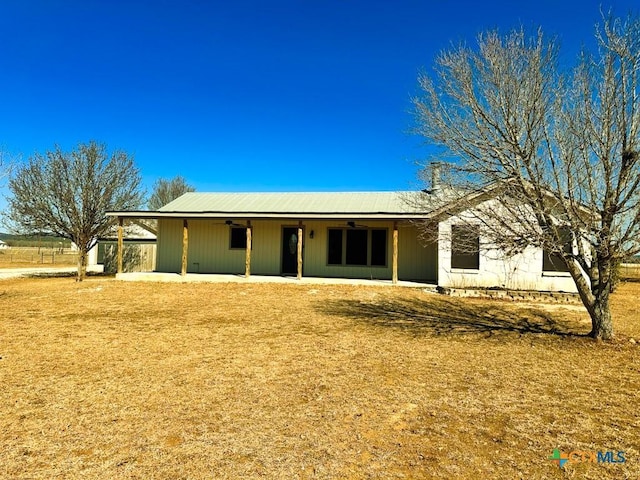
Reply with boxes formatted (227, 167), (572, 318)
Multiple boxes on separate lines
(318, 296), (583, 337)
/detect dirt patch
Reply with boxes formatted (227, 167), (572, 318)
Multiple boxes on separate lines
(0, 278), (638, 479)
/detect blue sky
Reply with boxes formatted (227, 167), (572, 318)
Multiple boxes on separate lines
(0, 0), (638, 205)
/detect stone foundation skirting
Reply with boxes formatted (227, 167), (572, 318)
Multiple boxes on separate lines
(436, 286), (581, 303)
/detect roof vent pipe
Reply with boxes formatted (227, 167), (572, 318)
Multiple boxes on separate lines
(430, 162), (442, 192)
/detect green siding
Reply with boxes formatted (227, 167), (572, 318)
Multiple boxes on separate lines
(250, 221), (281, 275)
(303, 221), (392, 279)
(398, 224), (437, 281)
(156, 218), (183, 272)
(155, 218), (436, 281)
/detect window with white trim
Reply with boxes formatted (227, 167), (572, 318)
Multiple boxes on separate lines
(543, 227), (571, 272)
(451, 224), (480, 270)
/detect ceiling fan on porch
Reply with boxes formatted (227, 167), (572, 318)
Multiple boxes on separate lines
(347, 221), (368, 228)
(224, 220), (246, 227)
(209, 220), (248, 227)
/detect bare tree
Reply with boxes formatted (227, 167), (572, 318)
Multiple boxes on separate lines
(412, 13), (640, 340)
(147, 175), (195, 210)
(0, 149), (15, 185)
(5, 141), (144, 281)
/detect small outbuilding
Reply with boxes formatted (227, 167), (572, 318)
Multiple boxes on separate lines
(88, 222), (157, 273)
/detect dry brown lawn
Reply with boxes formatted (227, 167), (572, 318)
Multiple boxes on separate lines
(1, 277), (639, 479)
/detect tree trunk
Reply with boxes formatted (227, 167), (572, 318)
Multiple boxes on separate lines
(565, 258), (614, 340)
(609, 260), (621, 293)
(588, 287), (614, 340)
(77, 248), (88, 282)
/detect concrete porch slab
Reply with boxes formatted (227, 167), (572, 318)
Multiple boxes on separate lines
(115, 271), (436, 289)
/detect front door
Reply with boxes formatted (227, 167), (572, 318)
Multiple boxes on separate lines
(281, 227), (300, 275)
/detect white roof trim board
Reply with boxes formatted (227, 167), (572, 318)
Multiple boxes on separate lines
(108, 191), (437, 220)
(99, 222), (157, 240)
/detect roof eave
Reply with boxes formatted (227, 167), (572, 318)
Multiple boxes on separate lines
(106, 211), (432, 220)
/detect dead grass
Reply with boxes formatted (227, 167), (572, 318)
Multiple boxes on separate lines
(0, 278), (638, 479)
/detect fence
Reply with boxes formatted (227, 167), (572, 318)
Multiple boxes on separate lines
(0, 247), (79, 266)
(620, 263), (640, 280)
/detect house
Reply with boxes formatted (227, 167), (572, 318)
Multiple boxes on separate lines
(0, 240), (8, 249)
(106, 190), (578, 292)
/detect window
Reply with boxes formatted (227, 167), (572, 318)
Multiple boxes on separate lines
(97, 243), (106, 264)
(543, 227), (571, 272)
(370, 229), (387, 266)
(327, 228), (387, 267)
(346, 229), (368, 265)
(230, 227), (247, 249)
(451, 224), (480, 270)
(327, 229), (343, 265)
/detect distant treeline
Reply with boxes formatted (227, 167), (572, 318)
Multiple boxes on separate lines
(0, 233), (72, 248)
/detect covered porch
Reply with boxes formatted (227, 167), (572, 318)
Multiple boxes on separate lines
(111, 216), (437, 285)
(107, 191), (437, 285)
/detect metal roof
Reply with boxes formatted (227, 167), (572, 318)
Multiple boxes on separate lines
(161, 191), (422, 214)
(107, 191), (439, 220)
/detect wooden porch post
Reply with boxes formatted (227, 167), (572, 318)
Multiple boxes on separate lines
(181, 219), (189, 276)
(297, 221), (303, 280)
(392, 221), (398, 285)
(245, 220), (252, 278)
(117, 217), (124, 275)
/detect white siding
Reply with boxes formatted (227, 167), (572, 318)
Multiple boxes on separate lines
(437, 214), (578, 293)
